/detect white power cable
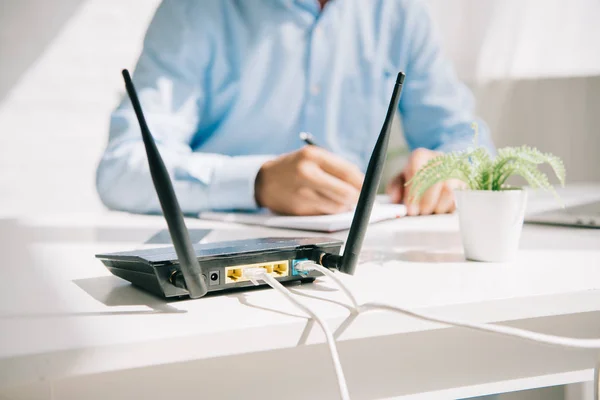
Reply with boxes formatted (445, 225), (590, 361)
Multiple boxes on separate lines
(299, 261), (600, 400)
(358, 302), (600, 349)
(243, 267), (350, 400)
(296, 261), (359, 309)
(298, 261), (600, 349)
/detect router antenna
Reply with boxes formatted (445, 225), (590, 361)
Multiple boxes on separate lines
(121, 69), (208, 298)
(321, 72), (405, 275)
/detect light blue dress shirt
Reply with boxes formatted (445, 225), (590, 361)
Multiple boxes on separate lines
(96, 0), (494, 214)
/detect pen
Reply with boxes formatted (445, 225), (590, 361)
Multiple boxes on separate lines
(299, 131), (318, 146)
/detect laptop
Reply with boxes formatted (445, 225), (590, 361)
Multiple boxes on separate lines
(526, 200), (600, 228)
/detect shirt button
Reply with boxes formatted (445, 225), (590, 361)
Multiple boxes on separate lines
(310, 85), (321, 95)
(314, 26), (323, 37)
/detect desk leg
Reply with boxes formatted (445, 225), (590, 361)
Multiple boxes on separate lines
(595, 358), (600, 400)
(564, 359), (598, 400)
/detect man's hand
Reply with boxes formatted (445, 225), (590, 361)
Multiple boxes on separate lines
(255, 146), (364, 215)
(386, 148), (462, 216)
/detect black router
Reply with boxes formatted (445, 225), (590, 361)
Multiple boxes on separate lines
(95, 69), (405, 299)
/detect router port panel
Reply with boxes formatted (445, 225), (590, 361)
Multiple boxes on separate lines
(159, 242), (342, 294)
(224, 260), (290, 284)
(100, 237), (343, 298)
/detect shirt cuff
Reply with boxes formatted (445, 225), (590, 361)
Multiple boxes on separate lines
(199, 155), (274, 211)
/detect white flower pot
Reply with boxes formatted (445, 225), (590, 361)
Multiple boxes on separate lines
(455, 189), (528, 262)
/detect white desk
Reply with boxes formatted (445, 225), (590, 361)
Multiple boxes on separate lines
(1, 184), (600, 400)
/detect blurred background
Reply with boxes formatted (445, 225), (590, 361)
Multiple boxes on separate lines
(0, 1), (598, 398)
(1, 0), (599, 216)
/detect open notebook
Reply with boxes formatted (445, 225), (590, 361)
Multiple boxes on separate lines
(198, 203), (406, 233)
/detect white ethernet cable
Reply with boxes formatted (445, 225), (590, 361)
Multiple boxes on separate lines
(296, 261), (600, 399)
(295, 261), (600, 349)
(242, 267), (350, 400)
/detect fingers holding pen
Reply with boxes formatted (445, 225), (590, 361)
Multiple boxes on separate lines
(255, 146), (364, 215)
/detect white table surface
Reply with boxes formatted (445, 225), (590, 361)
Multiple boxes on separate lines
(1, 184), (600, 400)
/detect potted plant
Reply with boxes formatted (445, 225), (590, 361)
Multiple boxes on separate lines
(407, 123), (566, 262)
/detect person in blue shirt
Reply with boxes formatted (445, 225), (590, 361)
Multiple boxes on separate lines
(96, 0), (494, 217)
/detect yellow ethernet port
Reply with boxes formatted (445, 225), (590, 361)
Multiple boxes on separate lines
(224, 260), (289, 284)
(273, 262), (289, 276)
(225, 267), (243, 283)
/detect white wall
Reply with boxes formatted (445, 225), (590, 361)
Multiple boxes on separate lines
(476, 77), (600, 184)
(0, 0), (84, 103)
(0, 0), (160, 215)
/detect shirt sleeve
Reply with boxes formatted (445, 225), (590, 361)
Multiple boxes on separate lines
(397, 0), (496, 155)
(95, 0), (273, 214)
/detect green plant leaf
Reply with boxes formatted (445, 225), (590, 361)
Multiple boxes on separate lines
(405, 122), (566, 204)
(469, 147), (494, 190)
(493, 146), (566, 189)
(407, 151), (475, 201)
